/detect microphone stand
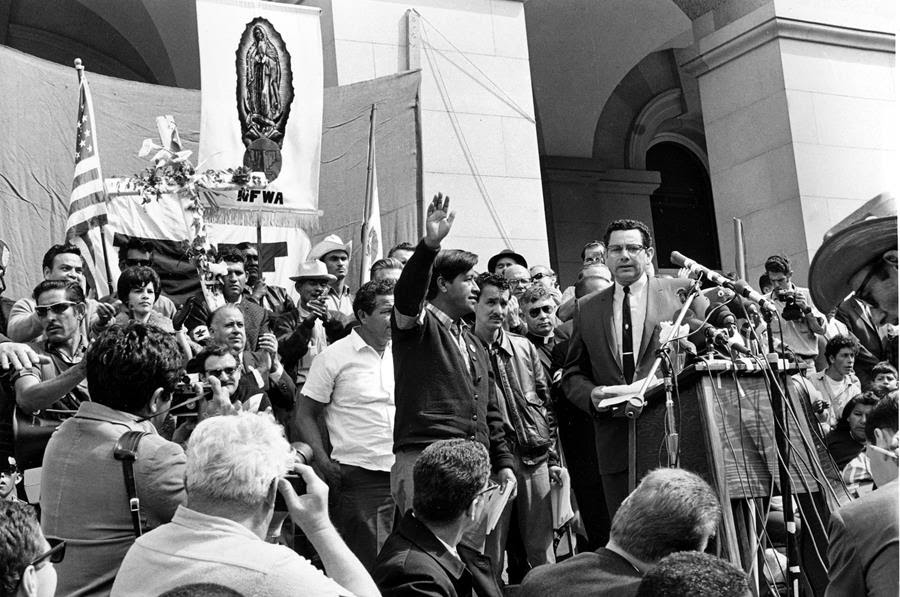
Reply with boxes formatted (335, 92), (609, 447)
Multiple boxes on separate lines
(658, 346), (678, 467)
(762, 306), (800, 596)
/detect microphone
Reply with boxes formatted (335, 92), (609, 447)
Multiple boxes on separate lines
(670, 252), (734, 289)
(733, 280), (778, 313)
(707, 327), (753, 356)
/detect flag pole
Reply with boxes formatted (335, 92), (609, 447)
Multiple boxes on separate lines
(360, 103), (377, 288)
(74, 58), (114, 295)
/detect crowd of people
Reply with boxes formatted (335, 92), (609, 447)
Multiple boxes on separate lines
(0, 192), (896, 597)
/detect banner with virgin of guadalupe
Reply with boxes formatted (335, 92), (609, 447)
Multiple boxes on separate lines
(195, 0), (323, 227)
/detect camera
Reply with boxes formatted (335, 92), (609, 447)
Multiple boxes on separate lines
(169, 373), (213, 417)
(773, 289), (804, 321)
(273, 473), (307, 511)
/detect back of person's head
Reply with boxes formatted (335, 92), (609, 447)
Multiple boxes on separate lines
(158, 583), (245, 597)
(0, 502), (47, 597)
(603, 219), (652, 248)
(413, 439), (490, 525)
(824, 334), (858, 363)
(764, 255), (791, 275)
(185, 413), (294, 512)
(610, 468), (721, 563)
(575, 265), (612, 299)
(388, 242), (416, 258)
(369, 257), (403, 279)
(865, 393), (899, 444)
(41, 244), (81, 272)
(86, 322), (183, 414)
(353, 279), (395, 321)
(32, 279), (85, 303)
(426, 250), (478, 300)
(116, 266), (161, 302)
(635, 551), (750, 597)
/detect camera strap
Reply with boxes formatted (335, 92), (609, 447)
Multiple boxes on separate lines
(113, 430), (150, 537)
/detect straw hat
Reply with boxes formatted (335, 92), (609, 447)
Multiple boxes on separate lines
(289, 260), (337, 283)
(809, 193), (897, 312)
(308, 234), (352, 261)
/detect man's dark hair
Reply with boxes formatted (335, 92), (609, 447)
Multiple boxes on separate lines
(86, 322), (183, 414)
(117, 238), (154, 263)
(117, 266), (161, 303)
(824, 335), (858, 363)
(353, 279), (395, 321)
(835, 391), (880, 432)
(41, 243), (81, 272)
(636, 551), (749, 597)
(475, 272), (510, 295)
(864, 393), (899, 444)
(234, 241), (255, 252)
(603, 219), (652, 248)
(610, 468), (721, 563)
(369, 257), (403, 278)
(32, 279), (85, 303)
(159, 584), (245, 597)
(426, 249), (478, 300)
(216, 249), (245, 265)
(191, 343), (235, 375)
(413, 439), (490, 524)
(580, 240), (605, 261)
(0, 501), (43, 597)
(764, 255), (792, 275)
(758, 273), (772, 291)
(872, 361), (898, 379)
(388, 242), (416, 258)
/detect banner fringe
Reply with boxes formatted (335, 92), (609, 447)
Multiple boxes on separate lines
(203, 204), (320, 231)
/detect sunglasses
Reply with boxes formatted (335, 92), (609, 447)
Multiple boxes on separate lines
(35, 301), (78, 317)
(528, 305), (555, 318)
(124, 258), (152, 267)
(531, 272), (555, 281)
(205, 366), (237, 378)
(31, 538), (66, 567)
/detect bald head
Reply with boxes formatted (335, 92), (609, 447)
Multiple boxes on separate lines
(208, 304), (245, 353)
(576, 265), (613, 298)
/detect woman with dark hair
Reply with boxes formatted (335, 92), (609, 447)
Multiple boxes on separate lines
(116, 266), (191, 359)
(825, 392), (879, 468)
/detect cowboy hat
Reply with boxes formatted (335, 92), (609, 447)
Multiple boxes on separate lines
(289, 260), (337, 283)
(308, 234), (352, 261)
(487, 249), (527, 273)
(809, 193), (897, 312)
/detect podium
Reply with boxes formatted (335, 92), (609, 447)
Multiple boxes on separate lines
(632, 359), (832, 571)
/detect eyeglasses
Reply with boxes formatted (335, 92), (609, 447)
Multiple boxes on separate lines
(530, 272), (555, 282)
(476, 480), (500, 499)
(30, 538), (66, 568)
(35, 301), (78, 317)
(528, 305), (555, 318)
(607, 244), (646, 256)
(205, 366), (237, 378)
(123, 258), (152, 268)
(582, 256), (604, 266)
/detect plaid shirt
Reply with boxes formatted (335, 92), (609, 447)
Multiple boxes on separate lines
(842, 451), (873, 489)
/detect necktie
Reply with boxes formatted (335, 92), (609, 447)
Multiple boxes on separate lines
(622, 285), (635, 383)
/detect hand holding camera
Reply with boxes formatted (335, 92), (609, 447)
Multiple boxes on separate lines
(276, 462), (332, 536)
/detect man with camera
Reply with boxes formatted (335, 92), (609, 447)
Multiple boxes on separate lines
(112, 413), (378, 597)
(763, 255), (826, 365)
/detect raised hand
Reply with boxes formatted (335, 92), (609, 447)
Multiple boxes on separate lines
(424, 192), (456, 249)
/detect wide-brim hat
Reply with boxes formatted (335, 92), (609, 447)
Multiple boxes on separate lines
(809, 193), (897, 312)
(289, 260), (337, 283)
(308, 234), (352, 261)
(487, 249), (527, 273)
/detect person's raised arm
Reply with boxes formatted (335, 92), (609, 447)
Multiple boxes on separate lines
(394, 194), (455, 328)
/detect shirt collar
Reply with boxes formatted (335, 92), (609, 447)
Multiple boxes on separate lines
(327, 284), (350, 298)
(426, 302), (460, 330)
(615, 272), (648, 295)
(172, 505), (261, 542)
(44, 332), (88, 363)
(528, 332), (554, 344)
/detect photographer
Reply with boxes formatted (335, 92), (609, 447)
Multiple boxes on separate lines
(112, 413), (378, 597)
(40, 322), (233, 596)
(764, 255), (826, 366)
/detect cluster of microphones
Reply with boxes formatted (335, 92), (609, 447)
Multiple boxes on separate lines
(670, 251), (779, 360)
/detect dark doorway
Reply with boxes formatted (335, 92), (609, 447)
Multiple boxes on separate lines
(646, 142), (721, 270)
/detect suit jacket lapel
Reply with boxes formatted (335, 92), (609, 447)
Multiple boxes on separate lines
(599, 289), (622, 372)
(638, 278), (662, 363)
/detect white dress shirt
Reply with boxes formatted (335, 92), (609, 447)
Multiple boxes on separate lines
(612, 273), (648, 365)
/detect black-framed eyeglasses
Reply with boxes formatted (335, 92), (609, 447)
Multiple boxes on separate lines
(35, 301), (78, 317)
(205, 366), (237, 378)
(30, 538), (66, 568)
(607, 244), (647, 256)
(528, 305), (555, 318)
(124, 258), (152, 268)
(531, 272), (555, 282)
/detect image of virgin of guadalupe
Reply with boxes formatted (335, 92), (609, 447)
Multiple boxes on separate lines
(246, 25), (282, 136)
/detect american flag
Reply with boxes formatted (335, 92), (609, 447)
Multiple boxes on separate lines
(67, 68), (111, 295)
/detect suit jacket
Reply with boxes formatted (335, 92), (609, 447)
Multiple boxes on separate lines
(826, 479), (898, 596)
(562, 276), (690, 474)
(236, 350), (296, 411)
(373, 512), (503, 597)
(174, 296), (270, 351)
(836, 297), (888, 387)
(518, 547), (642, 597)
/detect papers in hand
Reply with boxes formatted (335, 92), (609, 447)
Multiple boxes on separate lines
(551, 468), (574, 529)
(483, 478), (516, 534)
(590, 376), (663, 412)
